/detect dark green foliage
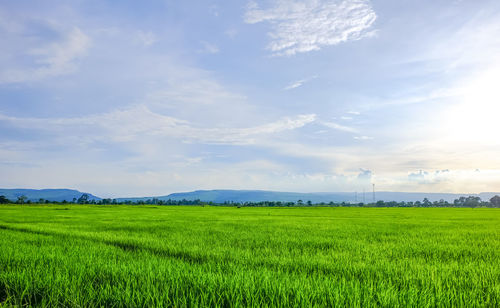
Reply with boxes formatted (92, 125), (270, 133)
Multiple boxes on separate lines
(0, 205), (499, 307)
(76, 194), (89, 204)
(6, 195), (500, 207)
(116, 190), (500, 204)
(16, 195), (27, 204)
(490, 195), (500, 207)
(454, 196), (482, 207)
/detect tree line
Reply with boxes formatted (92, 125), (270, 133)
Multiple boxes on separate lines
(1, 194), (500, 208)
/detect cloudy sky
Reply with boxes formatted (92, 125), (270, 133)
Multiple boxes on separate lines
(1, 0), (500, 197)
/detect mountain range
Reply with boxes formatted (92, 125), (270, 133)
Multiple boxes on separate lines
(1, 188), (499, 203)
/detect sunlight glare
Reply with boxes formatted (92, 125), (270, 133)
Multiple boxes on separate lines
(445, 65), (500, 144)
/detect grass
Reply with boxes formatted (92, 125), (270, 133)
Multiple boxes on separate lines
(0, 205), (499, 307)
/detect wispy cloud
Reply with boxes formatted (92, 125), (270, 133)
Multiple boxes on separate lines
(284, 75), (317, 90)
(320, 120), (357, 133)
(245, 0), (377, 56)
(354, 135), (373, 140)
(0, 106), (316, 146)
(0, 22), (90, 83)
(357, 168), (372, 183)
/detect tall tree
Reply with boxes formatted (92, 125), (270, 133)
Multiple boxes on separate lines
(77, 194), (89, 204)
(490, 195), (500, 207)
(16, 195), (27, 204)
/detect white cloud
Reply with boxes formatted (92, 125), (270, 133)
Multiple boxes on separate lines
(407, 169), (458, 187)
(357, 168), (372, 182)
(320, 120), (357, 133)
(245, 0), (377, 56)
(284, 75), (317, 90)
(145, 75), (257, 127)
(408, 170), (428, 183)
(0, 26), (90, 83)
(354, 135), (373, 140)
(284, 80), (305, 90)
(0, 106), (316, 146)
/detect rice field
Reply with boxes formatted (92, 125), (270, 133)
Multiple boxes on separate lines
(0, 205), (499, 307)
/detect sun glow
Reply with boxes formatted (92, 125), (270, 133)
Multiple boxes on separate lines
(444, 65), (500, 145)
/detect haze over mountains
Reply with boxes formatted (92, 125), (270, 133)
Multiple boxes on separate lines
(2, 188), (499, 203)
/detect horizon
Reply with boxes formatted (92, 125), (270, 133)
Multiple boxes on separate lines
(1, 1), (500, 198)
(1, 187), (500, 200)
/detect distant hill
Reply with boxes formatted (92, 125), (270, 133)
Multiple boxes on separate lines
(0, 189), (101, 202)
(2, 188), (498, 204)
(116, 189), (500, 203)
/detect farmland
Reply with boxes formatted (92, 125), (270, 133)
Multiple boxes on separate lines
(0, 205), (499, 307)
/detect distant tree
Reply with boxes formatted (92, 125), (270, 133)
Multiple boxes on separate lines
(490, 195), (500, 207)
(422, 198), (432, 207)
(454, 197), (464, 206)
(386, 201), (398, 207)
(435, 199), (448, 207)
(16, 195), (27, 204)
(77, 194), (89, 204)
(100, 198), (112, 205)
(454, 196), (481, 207)
(306, 200), (312, 206)
(466, 196), (481, 207)
(38, 198), (45, 203)
(0, 195), (10, 204)
(297, 200), (303, 205)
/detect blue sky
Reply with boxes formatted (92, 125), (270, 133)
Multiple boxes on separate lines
(1, 0), (500, 197)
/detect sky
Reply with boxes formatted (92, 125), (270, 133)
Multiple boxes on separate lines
(1, 0), (500, 198)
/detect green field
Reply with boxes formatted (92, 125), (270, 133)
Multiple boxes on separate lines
(0, 205), (499, 307)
